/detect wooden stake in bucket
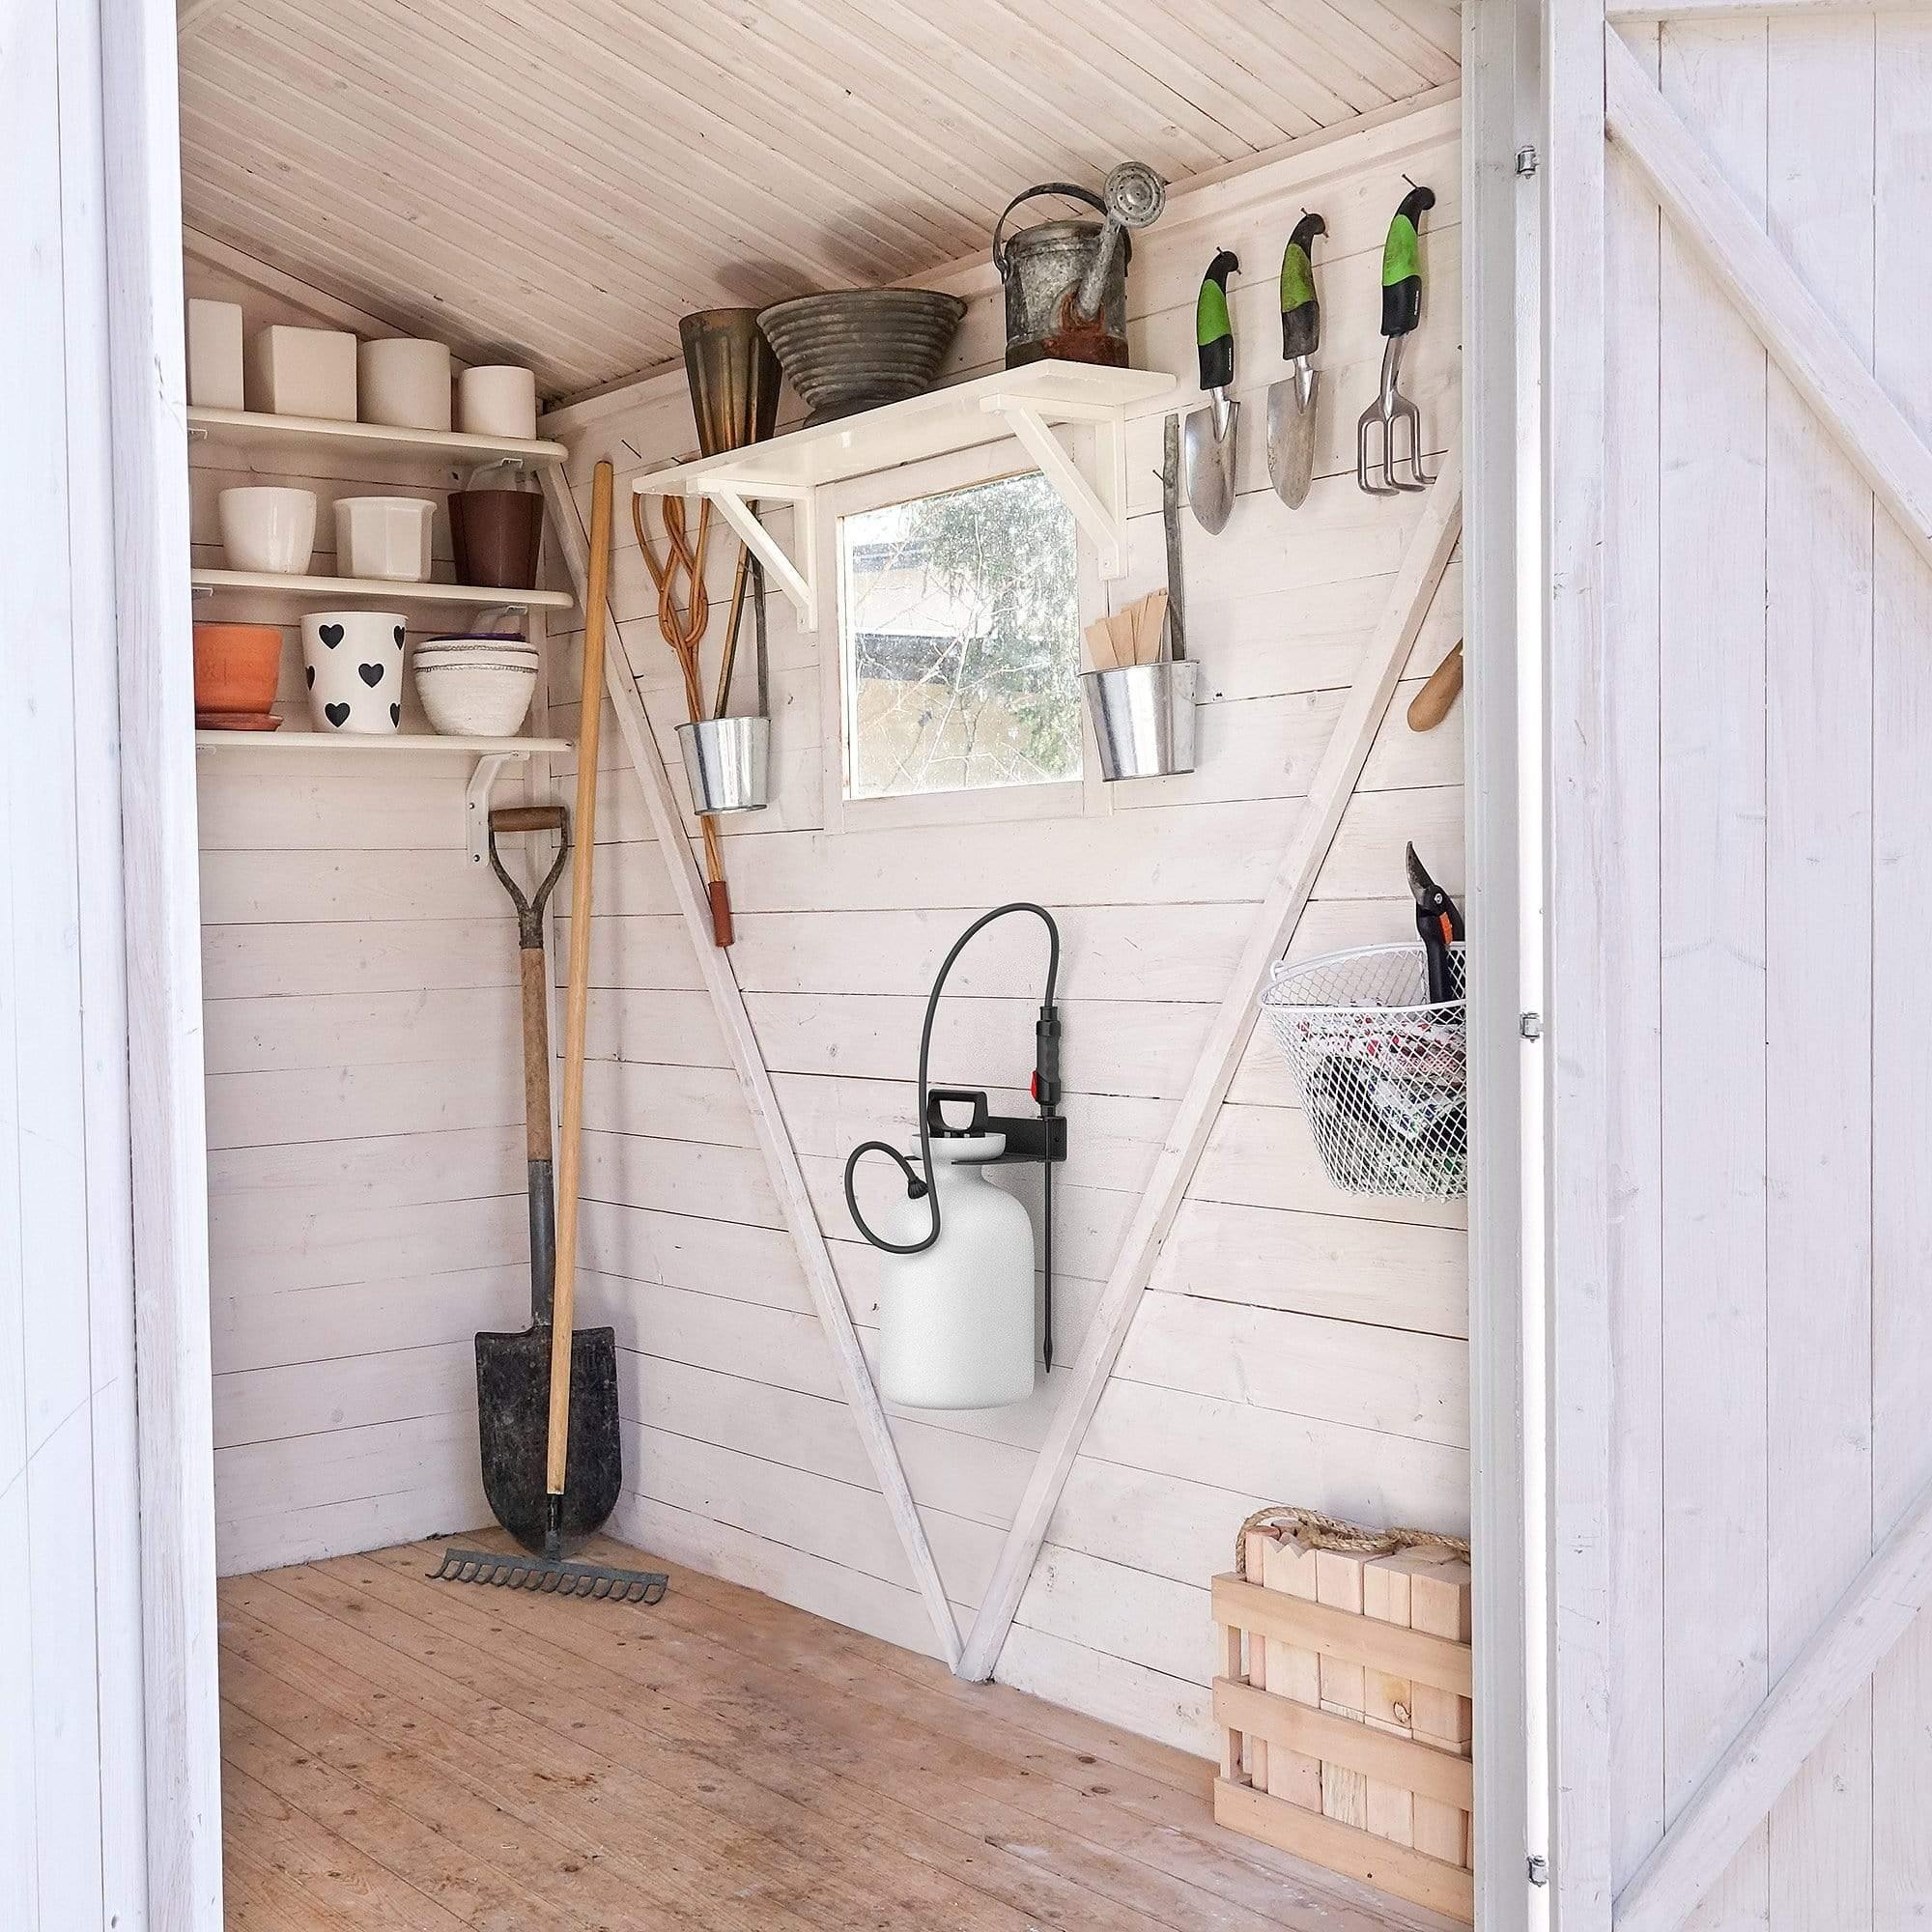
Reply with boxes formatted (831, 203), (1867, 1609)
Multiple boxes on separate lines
(431, 461), (668, 1604)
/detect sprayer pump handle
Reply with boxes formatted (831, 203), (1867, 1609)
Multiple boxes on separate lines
(923, 1089), (991, 1137)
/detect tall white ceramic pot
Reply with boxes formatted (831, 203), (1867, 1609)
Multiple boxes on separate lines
(877, 1131), (1036, 1410)
(299, 609), (408, 734)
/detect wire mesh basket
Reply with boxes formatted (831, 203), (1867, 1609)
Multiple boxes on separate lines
(1259, 943), (1467, 1199)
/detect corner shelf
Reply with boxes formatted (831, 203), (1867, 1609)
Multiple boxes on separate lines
(190, 567), (575, 617)
(632, 360), (1175, 632)
(186, 406), (567, 477)
(193, 729), (571, 865)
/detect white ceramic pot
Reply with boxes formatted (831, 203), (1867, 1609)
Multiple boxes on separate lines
(333, 497), (437, 582)
(217, 486), (318, 574)
(414, 659), (537, 738)
(457, 365), (538, 440)
(186, 298), (243, 410)
(247, 326), (356, 420)
(300, 609), (408, 734)
(358, 338), (452, 431)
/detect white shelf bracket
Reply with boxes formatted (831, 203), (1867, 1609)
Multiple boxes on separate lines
(984, 398), (1129, 579)
(697, 483), (818, 632)
(464, 750), (523, 865)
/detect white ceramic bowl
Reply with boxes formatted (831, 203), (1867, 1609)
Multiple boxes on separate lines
(414, 660), (537, 738)
(457, 365), (538, 440)
(358, 338), (452, 430)
(218, 486), (318, 574)
(299, 609), (408, 734)
(334, 497), (437, 582)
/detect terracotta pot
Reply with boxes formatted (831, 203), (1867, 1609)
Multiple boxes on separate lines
(193, 622), (283, 719)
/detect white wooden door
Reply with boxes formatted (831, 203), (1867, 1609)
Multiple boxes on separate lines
(1545, 6), (1932, 1929)
(3, 3), (221, 1928)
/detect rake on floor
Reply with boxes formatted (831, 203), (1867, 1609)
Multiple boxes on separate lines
(428, 1545), (668, 1602)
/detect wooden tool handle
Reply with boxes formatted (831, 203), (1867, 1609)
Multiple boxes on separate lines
(491, 804), (566, 834)
(517, 948), (554, 1163)
(708, 879), (734, 949)
(547, 459), (613, 1498)
(1406, 639), (1463, 732)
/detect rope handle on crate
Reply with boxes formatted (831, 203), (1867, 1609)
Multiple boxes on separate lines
(1234, 1504), (1470, 1578)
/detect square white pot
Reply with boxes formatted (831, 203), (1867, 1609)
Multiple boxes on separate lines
(457, 365), (538, 440)
(358, 338), (452, 431)
(300, 610), (409, 734)
(247, 326), (357, 420)
(186, 298), (243, 410)
(218, 486), (319, 574)
(333, 497), (437, 582)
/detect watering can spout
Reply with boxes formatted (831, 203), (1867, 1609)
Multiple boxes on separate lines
(1071, 161), (1166, 321)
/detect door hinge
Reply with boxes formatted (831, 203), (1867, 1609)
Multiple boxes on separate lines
(1520, 1011), (1543, 1040)
(1528, 1854), (1549, 1887)
(1516, 144), (1539, 178)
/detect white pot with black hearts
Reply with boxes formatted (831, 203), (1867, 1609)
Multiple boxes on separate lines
(300, 609), (408, 734)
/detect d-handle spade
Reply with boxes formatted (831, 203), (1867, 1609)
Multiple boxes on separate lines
(1266, 212), (1325, 509)
(1183, 248), (1240, 534)
(1358, 185), (1436, 495)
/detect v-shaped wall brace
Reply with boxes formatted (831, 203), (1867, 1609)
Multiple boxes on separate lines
(631, 359), (1177, 632)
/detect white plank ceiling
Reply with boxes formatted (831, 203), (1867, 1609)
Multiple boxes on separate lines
(177, 0), (1460, 401)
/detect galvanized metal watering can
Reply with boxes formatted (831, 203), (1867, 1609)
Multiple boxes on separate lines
(992, 161), (1165, 369)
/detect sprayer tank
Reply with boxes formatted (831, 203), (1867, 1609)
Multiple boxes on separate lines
(876, 1131), (1037, 1410)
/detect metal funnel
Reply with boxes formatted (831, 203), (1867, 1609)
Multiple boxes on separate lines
(678, 308), (781, 458)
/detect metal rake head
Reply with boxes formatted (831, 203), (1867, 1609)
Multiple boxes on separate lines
(429, 1545), (668, 1604)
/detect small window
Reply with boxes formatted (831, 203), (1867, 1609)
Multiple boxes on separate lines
(837, 471), (1082, 802)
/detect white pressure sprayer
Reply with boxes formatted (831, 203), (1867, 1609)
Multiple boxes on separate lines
(842, 904), (1065, 1410)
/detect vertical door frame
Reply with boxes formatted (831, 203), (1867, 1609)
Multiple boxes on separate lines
(1464, 1), (1555, 1926)
(105, 2), (227, 1926)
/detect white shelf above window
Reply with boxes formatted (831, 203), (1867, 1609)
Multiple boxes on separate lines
(186, 406), (567, 476)
(190, 567), (575, 617)
(632, 360), (1176, 631)
(193, 729), (571, 865)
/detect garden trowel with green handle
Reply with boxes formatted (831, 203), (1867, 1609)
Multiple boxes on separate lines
(1183, 249), (1240, 533)
(1266, 213), (1326, 508)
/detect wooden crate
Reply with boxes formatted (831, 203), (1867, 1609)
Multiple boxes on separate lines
(1212, 1533), (1475, 1924)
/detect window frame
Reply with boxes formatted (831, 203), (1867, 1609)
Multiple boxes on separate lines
(815, 433), (1112, 835)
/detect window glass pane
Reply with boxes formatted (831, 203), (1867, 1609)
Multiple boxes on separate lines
(838, 471), (1081, 800)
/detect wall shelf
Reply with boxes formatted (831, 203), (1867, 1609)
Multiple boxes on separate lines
(632, 360), (1175, 631)
(193, 729), (570, 865)
(187, 406), (566, 476)
(190, 567), (575, 617)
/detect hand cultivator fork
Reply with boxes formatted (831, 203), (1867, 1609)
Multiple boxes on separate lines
(1357, 185), (1436, 496)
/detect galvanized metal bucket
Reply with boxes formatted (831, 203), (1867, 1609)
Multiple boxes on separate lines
(1082, 661), (1197, 781)
(678, 714), (771, 813)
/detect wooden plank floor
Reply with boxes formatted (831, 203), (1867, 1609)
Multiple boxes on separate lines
(216, 1530), (1458, 1932)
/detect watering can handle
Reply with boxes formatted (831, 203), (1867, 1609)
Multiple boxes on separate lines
(992, 182), (1111, 278)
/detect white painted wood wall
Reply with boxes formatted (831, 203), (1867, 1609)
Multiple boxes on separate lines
(185, 257), (551, 1575)
(1552, 10), (1932, 1926)
(545, 101), (1466, 1754)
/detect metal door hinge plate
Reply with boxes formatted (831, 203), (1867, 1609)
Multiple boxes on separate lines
(1516, 145), (1539, 177)
(1520, 1011), (1544, 1040)
(1528, 1854), (1549, 1887)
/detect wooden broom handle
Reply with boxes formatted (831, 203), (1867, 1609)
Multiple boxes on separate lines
(546, 458), (613, 1497)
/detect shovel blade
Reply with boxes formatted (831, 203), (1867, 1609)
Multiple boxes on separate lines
(1183, 397), (1239, 534)
(474, 1324), (622, 1555)
(1267, 370), (1320, 508)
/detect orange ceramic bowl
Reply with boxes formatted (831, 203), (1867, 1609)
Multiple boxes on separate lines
(192, 621), (283, 717)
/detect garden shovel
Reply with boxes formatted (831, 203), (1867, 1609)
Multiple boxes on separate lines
(1183, 249), (1240, 533)
(1265, 213), (1325, 509)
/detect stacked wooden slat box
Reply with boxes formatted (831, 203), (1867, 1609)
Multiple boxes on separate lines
(1212, 1519), (1474, 1923)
